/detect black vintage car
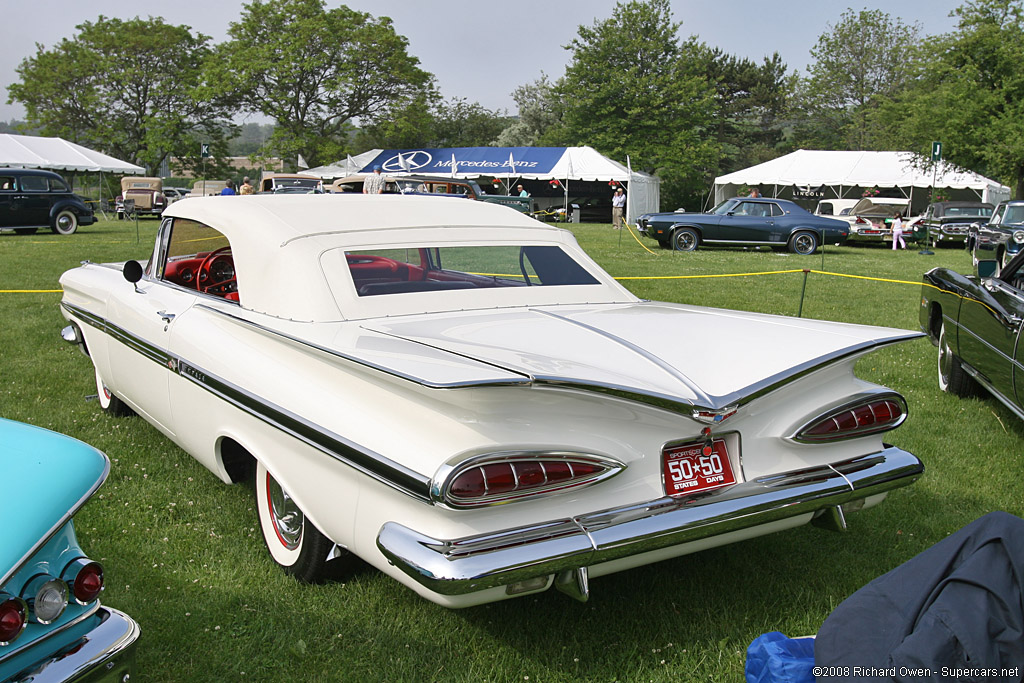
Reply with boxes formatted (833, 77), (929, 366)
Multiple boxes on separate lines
(966, 199), (1024, 270)
(921, 201), (994, 246)
(0, 168), (95, 235)
(920, 250), (1024, 420)
(637, 197), (849, 254)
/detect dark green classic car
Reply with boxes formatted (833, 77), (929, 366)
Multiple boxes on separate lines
(920, 251), (1024, 419)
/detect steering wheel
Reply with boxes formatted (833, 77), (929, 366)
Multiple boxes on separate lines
(197, 246), (235, 294)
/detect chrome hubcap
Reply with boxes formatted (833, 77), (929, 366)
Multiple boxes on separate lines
(795, 235), (813, 253)
(267, 475), (302, 550)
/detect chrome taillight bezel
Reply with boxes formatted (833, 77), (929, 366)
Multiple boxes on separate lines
(0, 594), (28, 645)
(790, 391), (908, 444)
(433, 451), (625, 509)
(61, 558), (104, 606)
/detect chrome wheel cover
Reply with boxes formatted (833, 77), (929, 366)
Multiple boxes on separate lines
(793, 234), (815, 254)
(267, 475), (303, 550)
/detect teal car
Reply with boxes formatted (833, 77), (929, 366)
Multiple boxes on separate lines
(0, 418), (139, 682)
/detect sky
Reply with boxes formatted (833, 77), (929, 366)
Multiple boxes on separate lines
(0, 0), (967, 123)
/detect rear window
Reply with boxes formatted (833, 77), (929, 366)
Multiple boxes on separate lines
(20, 176), (48, 192)
(345, 245), (600, 297)
(945, 206), (992, 217)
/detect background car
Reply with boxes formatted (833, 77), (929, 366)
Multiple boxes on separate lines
(115, 176), (167, 219)
(844, 197), (911, 243)
(0, 168), (95, 235)
(637, 197), (849, 254)
(921, 201), (993, 246)
(163, 187), (189, 203)
(813, 198), (860, 218)
(920, 250), (1024, 420)
(967, 199), (1024, 269)
(0, 418), (139, 681)
(59, 195), (922, 608)
(258, 173), (325, 194)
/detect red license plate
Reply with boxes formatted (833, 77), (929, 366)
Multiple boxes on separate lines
(663, 439), (736, 496)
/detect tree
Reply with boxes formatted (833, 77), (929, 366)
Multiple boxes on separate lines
(706, 50), (792, 174)
(550, 0), (719, 210)
(7, 16), (234, 174)
(879, 0), (1024, 196)
(431, 98), (510, 148)
(496, 74), (562, 147)
(210, 0), (432, 168)
(794, 9), (921, 150)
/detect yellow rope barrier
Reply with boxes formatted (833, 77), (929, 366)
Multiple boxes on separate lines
(621, 219), (658, 255)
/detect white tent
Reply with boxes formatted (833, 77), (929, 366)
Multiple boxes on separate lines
(714, 150), (1010, 206)
(0, 133), (144, 174)
(307, 146), (661, 222)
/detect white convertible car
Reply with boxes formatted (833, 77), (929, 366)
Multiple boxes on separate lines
(60, 195), (923, 607)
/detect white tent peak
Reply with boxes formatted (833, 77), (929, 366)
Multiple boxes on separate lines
(0, 133), (144, 174)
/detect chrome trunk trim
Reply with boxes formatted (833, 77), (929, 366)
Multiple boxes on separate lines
(376, 446), (923, 597)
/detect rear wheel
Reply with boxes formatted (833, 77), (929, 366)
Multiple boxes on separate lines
(789, 231), (818, 255)
(94, 366), (134, 417)
(938, 321), (980, 397)
(255, 461), (352, 583)
(51, 210), (78, 235)
(672, 227), (699, 251)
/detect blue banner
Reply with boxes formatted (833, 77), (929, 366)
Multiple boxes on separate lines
(359, 147), (566, 175)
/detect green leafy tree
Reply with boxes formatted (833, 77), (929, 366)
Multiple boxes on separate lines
(496, 74), (562, 147)
(794, 9), (921, 150)
(7, 16), (234, 174)
(877, 0), (1024, 196)
(549, 0), (719, 210)
(706, 50), (792, 174)
(430, 98), (510, 147)
(210, 0), (431, 168)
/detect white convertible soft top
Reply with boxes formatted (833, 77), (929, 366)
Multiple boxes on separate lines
(162, 195), (627, 321)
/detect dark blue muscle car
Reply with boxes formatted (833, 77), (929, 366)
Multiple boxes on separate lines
(637, 197), (849, 254)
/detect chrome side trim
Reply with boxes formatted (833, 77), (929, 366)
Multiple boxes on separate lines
(960, 362), (1024, 422)
(9, 607), (139, 683)
(376, 447), (923, 596)
(61, 302), (433, 502)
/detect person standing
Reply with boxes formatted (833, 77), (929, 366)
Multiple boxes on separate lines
(611, 187), (626, 229)
(239, 177), (255, 195)
(517, 184), (529, 198)
(363, 165), (386, 194)
(891, 212), (906, 250)
(220, 180), (236, 196)
(748, 187), (762, 198)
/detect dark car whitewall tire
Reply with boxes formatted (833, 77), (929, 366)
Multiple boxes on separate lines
(52, 209), (79, 235)
(938, 321), (980, 397)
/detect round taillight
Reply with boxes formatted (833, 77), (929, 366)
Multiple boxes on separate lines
(70, 562), (104, 604)
(24, 577), (68, 625)
(0, 596), (28, 645)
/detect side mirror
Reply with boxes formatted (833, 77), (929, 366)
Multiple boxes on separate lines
(123, 260), (143, 284)
(978, 259), (999, 278)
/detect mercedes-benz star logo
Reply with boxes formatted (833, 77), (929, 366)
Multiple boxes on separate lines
(382, 150), (433, 172)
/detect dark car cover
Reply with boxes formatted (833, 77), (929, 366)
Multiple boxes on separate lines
(815, 511), (1024, 681)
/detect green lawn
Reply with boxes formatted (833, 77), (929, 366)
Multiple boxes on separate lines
(1, 219), (1022, 682)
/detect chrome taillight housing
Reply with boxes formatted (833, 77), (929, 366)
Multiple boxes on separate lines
(792, 393), (907, 443)
(62, 558), (104, 605)
(435, 452), (624, 508)
(0, 595), (28, 645)
(22, 575), (69, 625)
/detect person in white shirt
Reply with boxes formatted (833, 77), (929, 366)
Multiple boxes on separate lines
(891, 212), (906, 250)
(612, 187), (626, 229)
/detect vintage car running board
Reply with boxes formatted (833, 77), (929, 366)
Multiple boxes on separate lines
(376, 447), (923, 601)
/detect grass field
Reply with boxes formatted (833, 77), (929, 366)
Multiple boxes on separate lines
(2, 217), (1022, 682)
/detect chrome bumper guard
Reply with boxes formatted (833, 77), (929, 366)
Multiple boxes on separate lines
(12, 607), (140, 683)
(377, 447), (922, 601)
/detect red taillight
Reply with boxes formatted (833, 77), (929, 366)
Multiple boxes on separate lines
(796, 395), (906, 443)
(0, 596), (27, 645)
(62, 558), (104, 605)
(855, 217), (870, 225)
(444, 456), (621, 507)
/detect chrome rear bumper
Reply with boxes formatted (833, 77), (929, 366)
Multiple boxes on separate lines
(377, 447), (922, 601)
(11, 607), (139, 683)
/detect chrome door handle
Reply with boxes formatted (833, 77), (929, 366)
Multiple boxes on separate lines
(157, 310), (176, 324)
